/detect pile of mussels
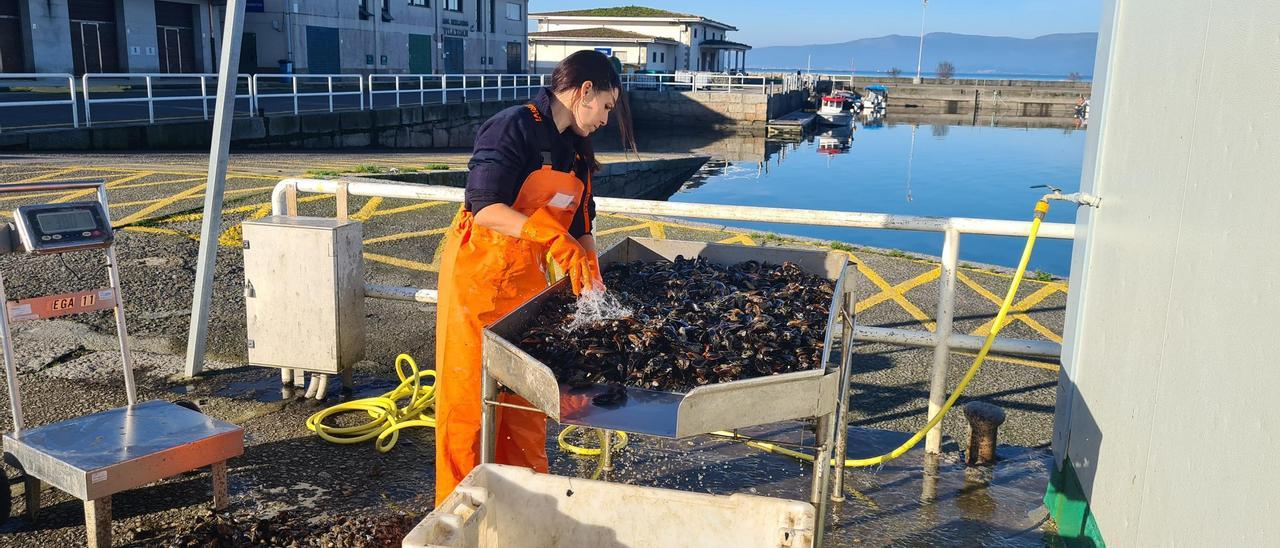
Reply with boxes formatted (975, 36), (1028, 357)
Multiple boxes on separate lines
(519, 256), (835, 393)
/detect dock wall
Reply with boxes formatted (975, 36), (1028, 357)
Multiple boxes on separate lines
(627, 89), (806, 129)
(0, 100), (526, 151)
(831, 77), (1091, 117)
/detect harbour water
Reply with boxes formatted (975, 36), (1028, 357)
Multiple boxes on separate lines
(625, 116), (1085, 276)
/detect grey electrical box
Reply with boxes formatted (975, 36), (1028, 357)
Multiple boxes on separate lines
(242, 216), (365, 374)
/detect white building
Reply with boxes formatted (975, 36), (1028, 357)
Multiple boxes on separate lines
(528, 6), (749, 73)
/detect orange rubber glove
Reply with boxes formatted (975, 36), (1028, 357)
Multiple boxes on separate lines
(520, 208), (603, 295)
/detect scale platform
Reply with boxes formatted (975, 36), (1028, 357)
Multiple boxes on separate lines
(2, 400), (244, 501)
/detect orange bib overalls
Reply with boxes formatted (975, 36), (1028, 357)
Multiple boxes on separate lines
(433, 104), (591, 505)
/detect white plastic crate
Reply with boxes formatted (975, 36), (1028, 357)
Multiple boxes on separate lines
(403, 464), (815, 548)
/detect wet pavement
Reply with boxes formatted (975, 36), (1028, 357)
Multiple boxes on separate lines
(0, 150), (1064, 545)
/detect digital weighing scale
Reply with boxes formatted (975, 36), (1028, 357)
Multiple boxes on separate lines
(0, 181), (243, 548)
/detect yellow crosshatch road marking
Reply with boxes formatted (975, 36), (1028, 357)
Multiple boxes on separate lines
(6, 167), (81, 185)
(958, 271), (1063, 343)
(716, 234), (757, 245)
(364, 252), (435, 272)
(363, 227), (448, 245)
(352, 197), (384, 220)
(846, 251), (936, 329)
(115, 182), (208, 226)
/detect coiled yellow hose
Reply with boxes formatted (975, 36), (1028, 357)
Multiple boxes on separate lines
(305, 354), (437, 453)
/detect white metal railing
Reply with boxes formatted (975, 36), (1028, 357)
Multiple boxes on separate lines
(81, 73), (253, 127)
(265, 178), (1073, 454)
(3, 71), (812, 132)
(368, 73), (546, 108)
(251, 74), (366, 115)
(0, 73), (79, 132)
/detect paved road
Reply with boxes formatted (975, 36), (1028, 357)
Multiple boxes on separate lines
(0, 151), (1066, 545)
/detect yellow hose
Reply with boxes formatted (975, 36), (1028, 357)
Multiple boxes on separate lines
(558, 425), (629, 479)
(713, 199), (1051, 468)
(305, 354), (437, 453)
(311, 199), (1048, 471)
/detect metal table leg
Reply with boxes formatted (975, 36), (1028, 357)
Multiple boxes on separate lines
(479, 363), (498, 464)
(84, 497), (111, 548)
(23, 476), (40, 521)
(211, 460), (229, 510)
(831, 292), (856, 501)
(810, 412), (837, 548)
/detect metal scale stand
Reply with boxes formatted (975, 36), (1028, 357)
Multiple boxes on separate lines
(0, 181), (244, 547)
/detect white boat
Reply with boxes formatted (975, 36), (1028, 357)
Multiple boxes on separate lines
(816, 95), (853, 126)
(861, 84), (889, 113)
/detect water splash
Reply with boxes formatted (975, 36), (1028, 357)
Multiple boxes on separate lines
(565, 289), (633, 332)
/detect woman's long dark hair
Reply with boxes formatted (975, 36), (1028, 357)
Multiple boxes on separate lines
(550, 50), (637, 172)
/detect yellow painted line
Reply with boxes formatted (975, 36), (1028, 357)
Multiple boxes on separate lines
(52, 171), (153, 204)
(954, 350), (1061, 372)
(959, 272), (1064, 343)
(595, 221), (651, 237)
(4, 167), (83, 185)
(112, 176), (207, 190)
(122, 226), (199, 240)
(647, 221), (667, 239)
(115, 182), (207, 226)
(716, 234), (757, 245)
(369, 201), (448, 217)
(364, 252), (435, 272)
(363, 227), (448, 245)
(352, 197), (384, 220)
(426, 235), (449, 271)
(846, 251), (937, 328)
(217, 204), (274, 247)
(855, 267), (940, 315)
(109, 185), (274, 209)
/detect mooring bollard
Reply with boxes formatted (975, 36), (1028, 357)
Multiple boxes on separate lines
(963, 401), (1007, 467)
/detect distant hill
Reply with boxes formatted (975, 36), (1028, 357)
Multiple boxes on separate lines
(749, 32), (1098, 76)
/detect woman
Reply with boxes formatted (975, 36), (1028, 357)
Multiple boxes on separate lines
(434, 50), (635, 505)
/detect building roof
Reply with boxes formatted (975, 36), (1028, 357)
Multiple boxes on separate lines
(530, 5), (738, 31)
(533, 6), (695, 18)
(529, 27), (680, 44)
(699, 39), (753, 50)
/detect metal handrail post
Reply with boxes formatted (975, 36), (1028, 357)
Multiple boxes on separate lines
(440, 75), (446, 104)
(82, 73), (93, 126)
(292, 76), (299, 114)
(394, 75), (401, 108)
(462, 75), (468, 102)
(327, 76), (334, 112)
(924, 228), (961, 454)
(145, 75), (155, 123)
(68, 75), (80, 128)
(200, 75), (209, 120)
(358, 74), (365, 110)
(419, 75), (425, 105)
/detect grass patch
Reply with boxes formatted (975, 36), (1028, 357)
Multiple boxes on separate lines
(960, 262), (975, 270)
(828, 241), (854, 253)
(424, 163), (451, 170)
(887, 249), (908, 259)
(1032, 270), (1055, 282)
(353, 164), (387, 174)
(305, 169), (340, 177)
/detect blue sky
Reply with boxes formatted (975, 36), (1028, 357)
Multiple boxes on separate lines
(530, 1), (1101, 47)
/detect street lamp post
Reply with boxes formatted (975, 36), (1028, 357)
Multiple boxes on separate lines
(914, 0), (928, 84)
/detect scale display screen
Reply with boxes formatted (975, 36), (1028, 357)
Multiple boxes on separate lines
(36, 210), (98, 234)
(12, 202), (113, 254)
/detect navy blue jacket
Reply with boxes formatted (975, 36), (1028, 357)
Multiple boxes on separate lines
(465, 88), (596, 238)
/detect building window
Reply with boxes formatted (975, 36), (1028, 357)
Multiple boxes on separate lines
(409, 0), (428, 6)
(693, 28), (698, 38)
(660, 52), (665, 62)
(506, 1), (520, 20)
(444, 0), (461, 11)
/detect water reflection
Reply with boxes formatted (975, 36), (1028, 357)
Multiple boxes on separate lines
(625, 113), (1085, 275)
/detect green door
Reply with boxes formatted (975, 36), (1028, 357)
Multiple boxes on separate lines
(409, 34), (432, 74)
